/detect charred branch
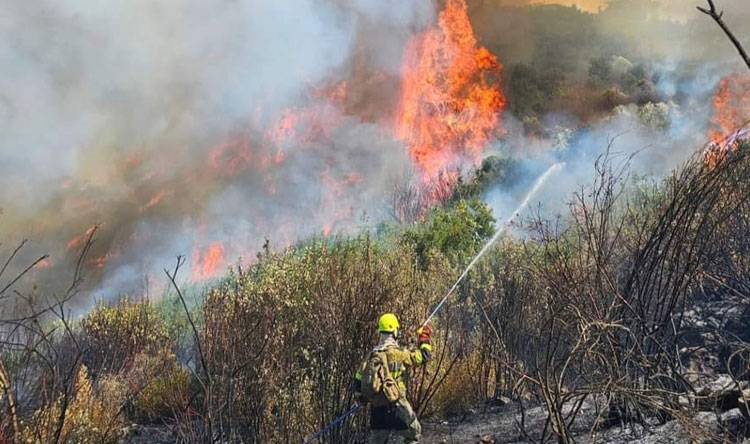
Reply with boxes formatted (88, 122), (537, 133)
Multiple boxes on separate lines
(697, 0), (750, 71)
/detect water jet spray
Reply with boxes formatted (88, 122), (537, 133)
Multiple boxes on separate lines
(420, 162), (564, 328)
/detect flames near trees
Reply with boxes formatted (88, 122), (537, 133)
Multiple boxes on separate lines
(60, 0), (505, 284)
(3, 139), (750, 442)
(3, 0), (750, 443)
(710, 75), (750, 143)
(8, 0), (750, 289)
(396, 0), (505, 182)
(700, 0), (750, 166)
(182, 0), (507, 280)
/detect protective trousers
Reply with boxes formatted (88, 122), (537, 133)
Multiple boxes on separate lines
(368, 397), (422, 444)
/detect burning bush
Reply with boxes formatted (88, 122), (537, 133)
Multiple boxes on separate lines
(396, 0), (505, 181)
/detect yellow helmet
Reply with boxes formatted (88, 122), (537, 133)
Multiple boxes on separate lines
(378, 313), (400, 334)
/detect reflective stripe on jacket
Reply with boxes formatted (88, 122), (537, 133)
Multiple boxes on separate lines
(353, 340), (432, 394)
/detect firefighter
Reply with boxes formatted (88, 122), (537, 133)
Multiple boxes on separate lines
(353, 313), (433, 444)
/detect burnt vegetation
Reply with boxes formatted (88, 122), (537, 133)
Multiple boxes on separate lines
(0, 143), (750, 443)
(3, 2), (750, 443)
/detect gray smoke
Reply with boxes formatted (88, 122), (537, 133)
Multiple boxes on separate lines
(0, 0), (434, 304)
(475, 0), (750, 226)
(1, 0), (749, 308)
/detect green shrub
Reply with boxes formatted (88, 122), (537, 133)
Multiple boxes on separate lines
(81, 299), (171, 376)
(401, 198), (495, 265)
(131, 355), (190, 422)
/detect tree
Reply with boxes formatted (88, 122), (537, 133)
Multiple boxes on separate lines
(402, 199), (496, 266)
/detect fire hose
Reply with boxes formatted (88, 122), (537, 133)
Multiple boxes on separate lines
(302, 403), (363, 444)
(304, 163), (563, 443)
(304, 125), (750, 442)
(420, 162), (563, 329)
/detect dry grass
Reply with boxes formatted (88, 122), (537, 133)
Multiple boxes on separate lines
(2, 146), (750, 443)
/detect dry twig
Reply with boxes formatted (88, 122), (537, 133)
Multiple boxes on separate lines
(697, 0), (750, 71)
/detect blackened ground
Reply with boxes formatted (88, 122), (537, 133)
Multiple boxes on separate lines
(422, 399), (749, 443)
(121, 295), (750, 443)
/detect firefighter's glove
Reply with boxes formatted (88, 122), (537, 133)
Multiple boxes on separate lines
(417, 324), (433, 345)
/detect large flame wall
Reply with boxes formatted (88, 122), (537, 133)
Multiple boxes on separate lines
(0, 0), (505, 295)
(396, 0), (506, 182)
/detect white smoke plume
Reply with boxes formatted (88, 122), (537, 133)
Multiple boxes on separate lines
(473, 0), (750, 226)
(0, 0), (434, 303)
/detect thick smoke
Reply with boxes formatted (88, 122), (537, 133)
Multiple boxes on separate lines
(0, 0), (434, 303)
(471, 0), (750, 226)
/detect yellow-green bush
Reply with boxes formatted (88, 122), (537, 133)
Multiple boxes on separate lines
(79, 300), (188, 425)
(130, 353), (190, 422)
(423, 349), (485, 418)
(81, 299), (171, 375)
(21, 365), (124, 444)
(185, 235), (457, 442)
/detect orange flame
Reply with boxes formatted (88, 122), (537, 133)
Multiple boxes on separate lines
(266, 110), (304, 146)
(396, 0), (505, 182)
(125, 152), (144, 169)
(139, 190), (170, 213)
(709, 74), (750, 143)
(311, 80), (348, 107)
(89, 253), (111, 269)
(192, 243), (226, 282)
(705, 74), (750, 166)
(319, 169), (360, 236)
(265, 104), (342, 148)
(209, 137), (253, 177)
(66, 225), (98, 251)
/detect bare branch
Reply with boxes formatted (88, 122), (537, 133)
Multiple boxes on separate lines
(0, 239), (27, 279)
(165, 256), (210, 385)
(698, 0), (750, 71)
(0, 254), (50, 300)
